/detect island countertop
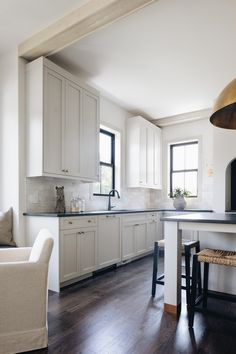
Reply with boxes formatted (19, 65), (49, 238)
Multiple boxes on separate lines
(161, 212), (236, 224)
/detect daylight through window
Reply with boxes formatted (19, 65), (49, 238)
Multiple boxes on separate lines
(93, 129), (115, 196)
(170, 141), (198, 197)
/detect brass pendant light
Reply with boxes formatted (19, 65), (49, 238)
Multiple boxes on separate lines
(210, 78), (236, 129)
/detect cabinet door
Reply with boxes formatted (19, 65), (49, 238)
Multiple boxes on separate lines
(81, 90), (99, 181)
(147, 220), (158, 250)
(153, 127), (162, 188)
(135, 222), (147, 255)
(64, 80), (82, 177)
(79, 227), (97, 275)
(43, 67), (65, 175)
(139, 126), (147, 186)
(98, 215), (121, 268)
(122, 224), (136, 260)
(60, 229), (79, 282)
(147, 127), (154, 186)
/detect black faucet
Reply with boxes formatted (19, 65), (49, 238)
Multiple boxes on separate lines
(108, 189), (120, 210)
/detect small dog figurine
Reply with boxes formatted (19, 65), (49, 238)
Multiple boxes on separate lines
(55, 186), (66, 213)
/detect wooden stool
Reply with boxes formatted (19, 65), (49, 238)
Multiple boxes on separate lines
(188, 248), (236, 327)
(152, 238), (201, 305)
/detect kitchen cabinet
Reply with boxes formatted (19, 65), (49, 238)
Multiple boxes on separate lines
(146, 212), (163, 250)
(25, 211), (164, 292)
(98, 214), (121, 268)
(122, 213), (148, 260)
(126, 116), (162, 189)
(26, 56), (99, 182)
(60, 216), (97, 283)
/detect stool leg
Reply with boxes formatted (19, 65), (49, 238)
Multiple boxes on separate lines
(203, 262), (209, 308)
(184, 245), (191, 306)
(196, 241), (202, 296)
(152, 242), (159, 297)
(188, 254), (198, 328)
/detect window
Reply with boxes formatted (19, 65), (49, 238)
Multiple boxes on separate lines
(93, 129), (115, 196)
(169, 141), (198, 197)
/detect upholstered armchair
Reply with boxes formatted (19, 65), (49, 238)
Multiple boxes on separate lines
(0, 229), (54, 354)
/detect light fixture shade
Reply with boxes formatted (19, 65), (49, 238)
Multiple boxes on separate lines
(210, 78), (236, 129)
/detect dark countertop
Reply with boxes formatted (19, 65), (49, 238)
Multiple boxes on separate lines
(23, 208), (212, 217)
(161, 212), (236, 224)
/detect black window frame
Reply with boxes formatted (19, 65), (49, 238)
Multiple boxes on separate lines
(169, 141), (198, 198)
(93, 128), (115, 197)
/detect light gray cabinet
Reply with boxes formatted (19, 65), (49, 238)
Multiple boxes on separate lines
(98, 215), (121, 268)
(26, 57), (99, 182)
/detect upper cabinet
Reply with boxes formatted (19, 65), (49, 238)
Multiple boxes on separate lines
(26, 57), (99, 182)
(126, 116), (162, 189)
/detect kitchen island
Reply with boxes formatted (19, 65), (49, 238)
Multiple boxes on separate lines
(161, 212), (236, 316)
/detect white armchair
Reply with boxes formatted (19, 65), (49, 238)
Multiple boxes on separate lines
(0, 229), (54, 354)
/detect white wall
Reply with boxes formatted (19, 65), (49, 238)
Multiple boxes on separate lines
(150, 117), (214, 210)
(0, 50), (21, 245)
(213, 126), (236, 212)
(26, 96), (151, 212)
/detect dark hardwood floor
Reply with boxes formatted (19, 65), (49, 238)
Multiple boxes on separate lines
(23, 255), (236, 354)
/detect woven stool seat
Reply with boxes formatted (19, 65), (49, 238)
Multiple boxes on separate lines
(188, 247), (236, 327)
(197, 248), (236, 267)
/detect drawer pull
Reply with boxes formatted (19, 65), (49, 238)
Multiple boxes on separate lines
(88, 220), (92, 223)
(68, 221), (73, 224)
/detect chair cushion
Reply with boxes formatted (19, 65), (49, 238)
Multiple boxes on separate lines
(0, 208), (16, 247)
(197, 248), (236, 267)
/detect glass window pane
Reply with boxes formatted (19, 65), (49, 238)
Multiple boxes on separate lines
(184, 171), (198, 196)
(172, 172), (185, 191)
(93, 181), (100, 194)
(185, 144), (198, 169)
(173, 145), (185, 170)
(100, 133), (112, 163)
(100, 165), (113, 194)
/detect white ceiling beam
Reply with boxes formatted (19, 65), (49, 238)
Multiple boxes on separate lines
(18, 0), (157, 60)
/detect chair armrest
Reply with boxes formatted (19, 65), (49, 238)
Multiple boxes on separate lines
(0, 247), (32, 262)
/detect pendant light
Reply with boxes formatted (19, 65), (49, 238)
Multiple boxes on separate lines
(210, 78), (236, 129)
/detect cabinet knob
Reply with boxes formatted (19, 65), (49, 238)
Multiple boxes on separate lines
(88, 220), (92, 223)
(68, 221), (73, 224)
(65, 169), (69, 173)
(62, 169), (66, 172)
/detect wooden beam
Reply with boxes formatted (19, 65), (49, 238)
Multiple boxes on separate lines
(19, 0), (157, 60)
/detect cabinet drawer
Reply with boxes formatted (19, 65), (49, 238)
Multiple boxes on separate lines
(122, 213), (147, 223)
(60, 216), (97, 230)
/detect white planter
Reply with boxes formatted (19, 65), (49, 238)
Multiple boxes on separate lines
(173, 196), (186, 210)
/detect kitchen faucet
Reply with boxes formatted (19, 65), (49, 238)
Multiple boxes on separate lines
(108, 189), (120, 210)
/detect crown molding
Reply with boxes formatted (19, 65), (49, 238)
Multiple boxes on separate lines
(151, 108), (212, 127)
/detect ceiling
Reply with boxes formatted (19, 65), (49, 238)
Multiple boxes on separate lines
(1, 0), (236, 120)
(50, 0), (236, 120)
(0, 0), (88, 55)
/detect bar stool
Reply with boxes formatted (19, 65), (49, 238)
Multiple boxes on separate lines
(188, 248), (236, 327)
(151, 238), (201, 305)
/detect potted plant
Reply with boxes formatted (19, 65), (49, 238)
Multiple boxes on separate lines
(170, 187), (190, 210)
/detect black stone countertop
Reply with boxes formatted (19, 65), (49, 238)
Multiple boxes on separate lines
(23, 208), (212, 217)
(161, 212), (236, 224)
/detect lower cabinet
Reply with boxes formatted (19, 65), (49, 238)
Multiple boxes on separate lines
(60, 217), (97, 283)
(122, 212), (163, 260)
(147, 212), (163, 250)
(98, 215), (121, 268)
(26, 211), (163, 292)
(122, 214), (148, 261)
